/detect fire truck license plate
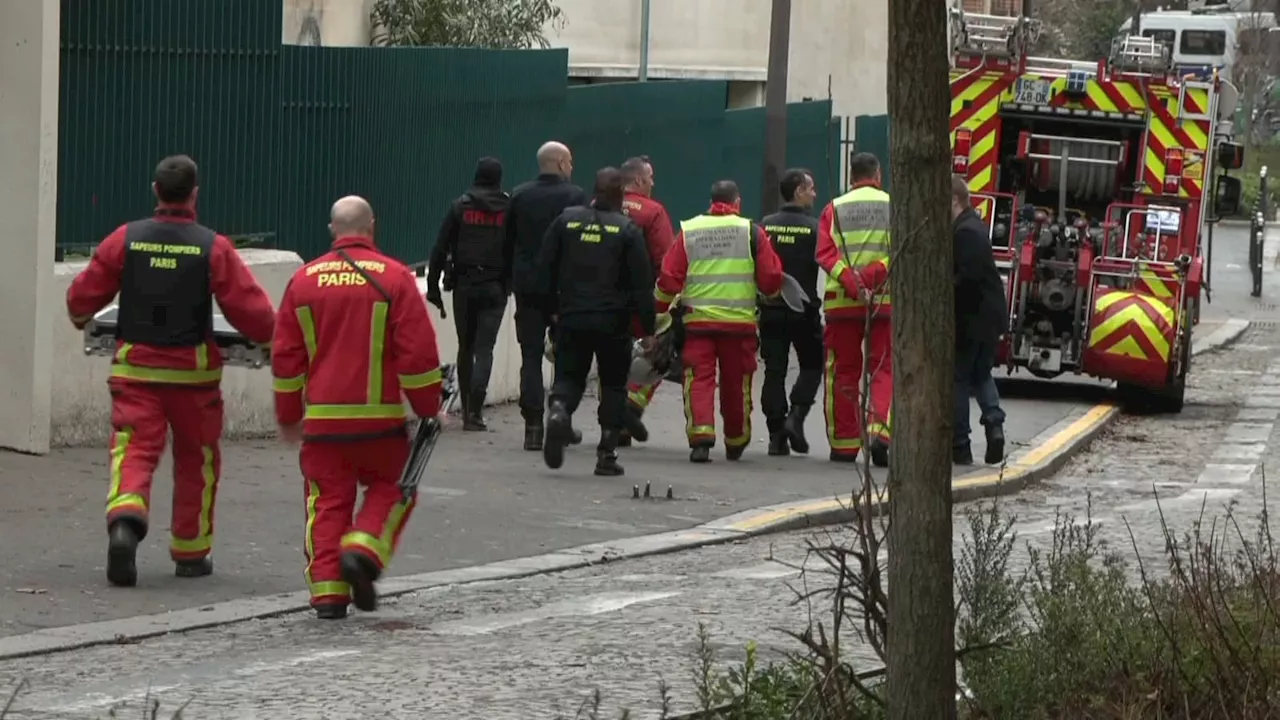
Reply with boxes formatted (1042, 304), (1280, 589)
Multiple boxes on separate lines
(1014, 78), (1052, 105)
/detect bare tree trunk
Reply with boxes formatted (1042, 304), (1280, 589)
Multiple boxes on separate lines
(885, 0), (957, 716)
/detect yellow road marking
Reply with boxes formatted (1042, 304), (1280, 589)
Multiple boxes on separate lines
(724, 402), (1118, 533)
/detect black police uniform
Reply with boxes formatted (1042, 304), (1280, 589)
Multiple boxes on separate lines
(506, 174), (590, 447)
(759, 203), (823, 456)
(428, 185), (510, 430)
(532, 204), (655, 476)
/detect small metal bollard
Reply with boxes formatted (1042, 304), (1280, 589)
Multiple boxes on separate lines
(666, 485), (673, 500)
(643, 482), (651, 498)
(632, 485), (640, 499)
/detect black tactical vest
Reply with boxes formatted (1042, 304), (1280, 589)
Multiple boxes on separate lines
(453, 196), (506, 270)
(116, 217), (215, 347)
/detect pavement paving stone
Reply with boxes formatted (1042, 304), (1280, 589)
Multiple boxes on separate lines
(0, 366), (1086, 638)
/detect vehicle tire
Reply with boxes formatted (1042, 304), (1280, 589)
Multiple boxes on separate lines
(1117, 331), (1189, 415)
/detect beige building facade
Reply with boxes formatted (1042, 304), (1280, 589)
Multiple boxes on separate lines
(281, 0), (889, 120)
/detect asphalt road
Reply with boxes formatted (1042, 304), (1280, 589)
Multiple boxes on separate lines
(0, 328), (1272, 720)
(0, 367), (1097, 638)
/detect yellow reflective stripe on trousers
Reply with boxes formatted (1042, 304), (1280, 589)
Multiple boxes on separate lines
(341, 497), (413, 568)
(824, 349), (862, 451)
(273, 375), (306, 392)
(170, 445), (217, 555)
(106, 427), (149, 515)
(303, 480), (351, 599)
(725, 373), (754, 448)
(399, 367), (443, 390)
(682, 366), (715, 438)
(305, 403), (406, 420)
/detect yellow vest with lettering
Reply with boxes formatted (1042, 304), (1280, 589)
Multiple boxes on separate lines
(680, 214), (757, 327)
(824, 186), (891, 315)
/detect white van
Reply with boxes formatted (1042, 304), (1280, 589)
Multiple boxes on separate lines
(1116, 9), (1276, 83)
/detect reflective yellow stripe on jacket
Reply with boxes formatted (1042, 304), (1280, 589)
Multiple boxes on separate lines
(110, 342), (223, 384)
(302, 301), (406, 422)
(824, 186), (891, 313)
(680, 214), (757, 326)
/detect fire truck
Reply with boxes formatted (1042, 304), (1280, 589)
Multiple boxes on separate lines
(948, 8), (1246, 412)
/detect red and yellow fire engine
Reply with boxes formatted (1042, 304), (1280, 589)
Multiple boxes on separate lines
(949, 9), (1246, 412)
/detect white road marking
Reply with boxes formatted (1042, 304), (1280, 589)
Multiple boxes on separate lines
(1212, 443), (1268, 462)
(710, 563), (797, 580)
(1223, 422), (1275, 443)
(1244, 394), (1280, 408)
(432, 591), (680, 636)
(1248, 385), (1280, 396)
(30, 649), (361, 713)
(1236, 407), (1280, 421)
(1196, 463), (1260, 486)
(1117, 487), (1241, 512)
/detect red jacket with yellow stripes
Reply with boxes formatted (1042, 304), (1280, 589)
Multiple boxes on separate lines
(272, 236), (443, 440)
(65, 205), (277, 386)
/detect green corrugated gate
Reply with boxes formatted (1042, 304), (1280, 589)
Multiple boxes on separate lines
(58, 0), (281, 253)
(58, 1), (843, 262)
(852, 114), (891, 192)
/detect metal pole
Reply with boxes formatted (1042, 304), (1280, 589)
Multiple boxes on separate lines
(761, 0), (792, 216)
(638, 0), (651, 81)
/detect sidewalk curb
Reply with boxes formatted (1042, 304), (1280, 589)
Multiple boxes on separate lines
(0, 319), (1251, 661)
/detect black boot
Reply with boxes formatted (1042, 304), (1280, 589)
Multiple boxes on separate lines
(175, 557), (213, 578)
(340, 551), (381, 612)
(830, 450), (859, 463)
(569, 427), (584, 445)
(106, 520), (140, 588)
(984, 424), (1006, 465)
(523, 421), (544, 451)
(622, 404), (649, 443)
(768, 432), (790, 456)
(617, 431), (633, 448)
(315, 602), (349, 620)
(690, 445), (712, 463)
(783, 405), (811, 455)
(726, 444), (746, 461)
(544, 401), (572, 470)
(463, 391), (487, 431)
(594, 430), (625, 477)
(954, 444), (975, 466)
(870, 439), (890, 468)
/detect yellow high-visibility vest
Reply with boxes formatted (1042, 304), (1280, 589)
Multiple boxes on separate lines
(824, 186), (891, 313)
(679, 214), (757, 326)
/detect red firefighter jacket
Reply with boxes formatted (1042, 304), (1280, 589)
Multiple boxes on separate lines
(815, 180), (892, 321)
(272, 236), (443, 440)
(65, 206), (276, 386)
(622, 191), (676, 277)
(655, 202), (785, 335)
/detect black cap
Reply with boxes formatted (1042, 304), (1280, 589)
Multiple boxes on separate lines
(473, 157), (503, 188)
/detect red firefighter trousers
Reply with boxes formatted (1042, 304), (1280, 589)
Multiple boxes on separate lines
(299, 436), (415, 607)
(824, 318), (893, 459)
(681, 333), (758, 449)
(106, 379), (223, 561)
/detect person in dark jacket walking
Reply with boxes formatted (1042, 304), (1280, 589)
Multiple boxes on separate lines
(533, 167), (656, 477)
(506, 141), (590, 451)
(759, 168), (824, 457)
(951, 175), (1008, 465)
(427, 157), (509, 431)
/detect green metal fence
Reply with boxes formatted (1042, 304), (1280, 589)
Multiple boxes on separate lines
(852, 114), (892, 192)
(58, 0), (282, 253)
(57, 2), (842, 262)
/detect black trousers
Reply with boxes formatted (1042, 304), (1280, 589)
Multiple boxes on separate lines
(759, 306), (823, 434)
(549, 319), (632, 433)
(514, 293), (550, 421)
(452, 280), (507, 410)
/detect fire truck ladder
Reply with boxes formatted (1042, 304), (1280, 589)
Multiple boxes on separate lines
(949, 8), (1041, 64)
(1107, 35), (1173, 76)
(1020, 133), (1126, 220)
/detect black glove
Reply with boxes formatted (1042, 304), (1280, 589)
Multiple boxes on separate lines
(426, 292), (445, 316)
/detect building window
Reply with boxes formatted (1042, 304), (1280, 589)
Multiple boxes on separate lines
(1180, 30), (1227, 56)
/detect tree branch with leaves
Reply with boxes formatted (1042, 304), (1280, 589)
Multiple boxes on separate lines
(370, 0), (566, 49)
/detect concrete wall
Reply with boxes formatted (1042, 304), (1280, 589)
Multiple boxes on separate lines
(282, 0), (374, 47)
(279, 0), (889, 120)
(0, 1), (59, 455)
(546, 0), (889, 120)
(50, 250), (539, 447)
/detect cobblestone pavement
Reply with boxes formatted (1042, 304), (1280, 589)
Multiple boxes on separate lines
(0, 320), (1270, 720)
(0, 363), (1082, 637)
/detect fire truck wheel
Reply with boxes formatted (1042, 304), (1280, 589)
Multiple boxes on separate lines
(1116, 336), (1189, 415)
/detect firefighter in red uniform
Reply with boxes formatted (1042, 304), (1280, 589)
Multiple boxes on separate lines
(656, 180), (784, 462)
(617, 155), (676, 446)
(815, 153), (893, 466)
(272, 195), (443, 620)
(65, 155), (277, 588)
